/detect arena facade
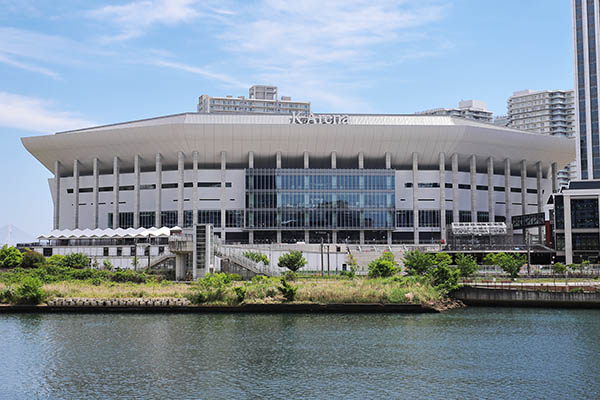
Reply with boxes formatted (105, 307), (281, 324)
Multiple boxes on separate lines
(22, 112), (575, 245)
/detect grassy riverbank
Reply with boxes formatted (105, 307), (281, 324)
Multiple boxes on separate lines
(0, 266), (443, 306)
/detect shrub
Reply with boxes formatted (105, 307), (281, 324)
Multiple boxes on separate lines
(455, 253), (479, 277)
(243, 251), (270, 265)
(46, 254), (65, 267)
(20, 250), (46, 269)
(110, 269), (147, 283)
(0, 245), (23, 269)
(278, 278), (297, 302)
(102, 259), (114, 270)
(13, 276), (45, 304)
(428, 264), (460, 293)
(61, 253), (90, 269)
(283, 270), (297, 281)
(0, 287), (15, 303)
(277, 251), (307, 272)
(234, 286), (247, 303)
(403, 250), (435, 276)
(368, 257), (397, 278)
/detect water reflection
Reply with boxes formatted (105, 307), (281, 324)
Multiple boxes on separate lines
(0, 309), (599, 399)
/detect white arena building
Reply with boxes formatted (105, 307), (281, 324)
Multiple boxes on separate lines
(22, 112), (575, 248)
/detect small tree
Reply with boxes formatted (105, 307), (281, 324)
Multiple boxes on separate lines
(554, 262), (567, 287)
(455, 253), (479, 277)
(103, 259), (114, 270)
(368, 253), (398, 278)
(489, 253), (525, 279)
(345, 253), (359, 278)
(61, 253), (90, 269)
(132, 256), (140, 271)
(0, 245), (23, 269)
(428, 264), (461, 293)
(47, 254), (65, 267)
(403, 250), (435, 276)
(277, 251), (307, 272)
(20, 250), (46, 269)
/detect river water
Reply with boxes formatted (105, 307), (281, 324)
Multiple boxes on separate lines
(1, 308), (599, 399)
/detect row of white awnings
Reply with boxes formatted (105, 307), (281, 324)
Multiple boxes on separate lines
(451, 222), (507, 236)
(38, 227), (173, 240)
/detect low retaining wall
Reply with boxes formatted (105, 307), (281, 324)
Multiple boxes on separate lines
(453, 287), (600, 308)
(0, 299), (437, 313)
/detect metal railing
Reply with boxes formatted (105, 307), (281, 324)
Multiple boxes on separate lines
(215, 244), (281, 277)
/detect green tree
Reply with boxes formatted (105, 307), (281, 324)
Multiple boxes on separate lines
(20, 249), (46, 269)
(455, 253), (479, 277)
(487, 253), (525, 279)
(434, 252), (452, 268)
(132, 256), (140, 271)
(368, 253), (398, 278)
(61, 253), (90, 269)
(428, 264), (461, 293)
(344, 253), (359, 278)
(403, 250), (435, 276)
(103, 259), (114, 270)
(277, 251), (307, 272)
(47, 254), (65, 267)
(0, 245), (23, 269)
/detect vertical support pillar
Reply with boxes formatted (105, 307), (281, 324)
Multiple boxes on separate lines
(220, 151), (227, 243)
(564, 195), (573, 264)
(359, 230), (365, 245)
(520, 160), (527, 217)
(331, 152), (337, 169)
(73, 160), (79, 229)
(276, 151), (282, 243)
(133, 154), (140, 228)
(305, 230), (310, 243)
(504, 158), (511, 224)
(385, 152), (391, 169)
(248, 151), (254, 169)
(113, 156), (119, 229)
(303, 151), (309, 169)
(439, 153), (446, 243)
(387, 231), (392, 245)
(358, 152), (364, 169)
(332, 231), (337, 244)
(412, 152), (419, 244)
(276, 151), (282, 168)
(452, 153), (459, 223)
(53, 161), (61, 229)
(277, 231), (282, 243)
(470, 155), (476, 222)
(193, 151), (199, 227)
(175, 253), (186, 281)
(155, 153), (162, 227)
(177, 151), (185, 227)
(487, 157), (494, 223)
(249, 231), (254, 245)
(92, 158), (99, 229)
(536, 161), (543, 241)
(551, 162), (558, 193)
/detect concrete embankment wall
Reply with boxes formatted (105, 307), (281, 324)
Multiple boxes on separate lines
(453, 287), (600, 308)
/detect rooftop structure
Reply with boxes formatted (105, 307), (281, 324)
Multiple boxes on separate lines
(197, 85), (310, 115)
(416, 100), (494, 123)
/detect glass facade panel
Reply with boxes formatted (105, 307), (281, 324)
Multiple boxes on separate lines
(246, 169), (394, 230)
(160, 211), (178, 228)
(139, 211), (155, 228)
(571, 198), (599, 228)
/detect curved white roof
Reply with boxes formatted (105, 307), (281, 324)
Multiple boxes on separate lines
(39, 227), (172, 240)
(22, 112), (575, 175)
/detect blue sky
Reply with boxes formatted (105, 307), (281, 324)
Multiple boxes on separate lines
(0, 0), (573, 236)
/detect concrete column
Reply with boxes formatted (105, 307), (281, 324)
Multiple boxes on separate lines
(551, 162), (558, 193)
(564, 195), (573, 264)
(133, 154), (140, 228)
(439, 153), (446, 243)
(53, 161), (61, 229)
(304, 151), (309, 169)
(73, 160), (79, 229)
(220, 151), (227, 243)
(504, 158), (511, 223)
(305, 230), (309, 243)
(177, 152), (185, 227)
(331, 152), (337, 169)
(193, 151), (199, 227)
(452, 153), (459, 223)
(487, 157), (494, 223)
(385, 152), (392, 169)
(387, 230), (392, 245)
(276, 230), (282, 243)
(248, 231), (254, 245)
(276, 151), (281, 241)
(175, 253), (186, 281)
(332, 231), (337, 244)
(412, 152), (419, 244)
(520, 160), (527, 217)
(470, 155), (476, 222)
(536, 161), (543, 240)
(359, 230), (365, 245)
(92, 158), (99, 229)
(358, 152), (364, 169)
(155, 153), (162, 227)
(276, 151), (282, 169)
(113, 156), (119, 229)
(248, 151), (254, 169)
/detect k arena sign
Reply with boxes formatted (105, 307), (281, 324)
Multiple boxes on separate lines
(290, 112), (349, 125)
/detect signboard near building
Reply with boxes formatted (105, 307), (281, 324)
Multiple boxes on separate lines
(511, 212), (545, 230)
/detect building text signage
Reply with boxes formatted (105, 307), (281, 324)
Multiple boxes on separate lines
(290, 112), (349, 125)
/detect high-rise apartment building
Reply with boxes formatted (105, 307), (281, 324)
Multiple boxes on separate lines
(416, 100), (493, 123)
(197, 85), (310, 115)
(507, 89), (576, 187)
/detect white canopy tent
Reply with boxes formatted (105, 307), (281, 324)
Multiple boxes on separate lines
(38, 227), (172, 240)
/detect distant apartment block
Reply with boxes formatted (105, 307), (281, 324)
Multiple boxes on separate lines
(417, 100), (493, 123)
(493, 115), (508, 127)
(197, 85), (310, 114)
(507, 89), (576, 187)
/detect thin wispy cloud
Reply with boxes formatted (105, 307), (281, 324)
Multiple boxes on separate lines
(0, 92), (96, 133)
(0, 53), (60, 79)
(89, 0), (201, 41)
(152, 59), (249, 89)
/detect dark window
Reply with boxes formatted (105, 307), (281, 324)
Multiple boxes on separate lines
(116, 248), (122, 256)
(43, 248), (52, 257)
(103, 247), (109, 257)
